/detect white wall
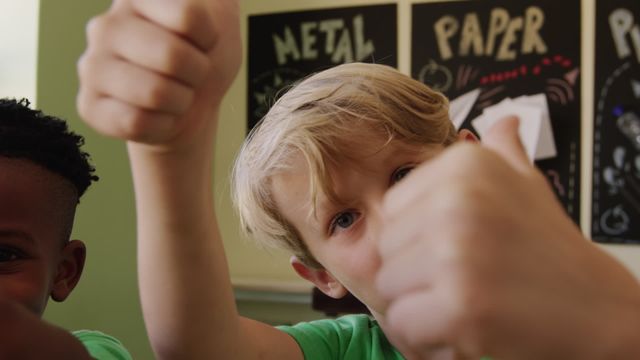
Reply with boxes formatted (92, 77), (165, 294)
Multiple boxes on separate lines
(0, 0), (39, 103)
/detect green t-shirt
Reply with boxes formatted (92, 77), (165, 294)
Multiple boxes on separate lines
(72, 330), (132, 360)
(278, 314), (405, 360)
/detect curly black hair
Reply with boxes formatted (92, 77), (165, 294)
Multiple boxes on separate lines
(0, 98), (99, 199)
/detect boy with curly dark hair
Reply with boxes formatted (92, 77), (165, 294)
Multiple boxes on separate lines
(0, 98), (131, 359)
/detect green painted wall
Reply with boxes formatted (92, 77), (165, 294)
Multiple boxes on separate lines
(37, 1), (152, 359)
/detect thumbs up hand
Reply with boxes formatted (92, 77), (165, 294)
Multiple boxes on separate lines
(77, 0), (241, 151)
(376, 117), (640, 359)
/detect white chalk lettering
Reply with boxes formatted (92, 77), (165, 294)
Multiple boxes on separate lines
(434, 15), (459, 60)
(272, 14), (375, 65)
(433, 6), (548, 61)
(486, 8), (509, 56)
(319, 19), (344, 53)
(459, 13), (484, 57)
(273, 27), (300, 65)
(522, 6), (547, 54)
(333, 28), (354, 63)
(354, 15), (375, 61)
(610, 9), (640, 63)
(497, 17), (523, 61)
(301, 22), (319, 59)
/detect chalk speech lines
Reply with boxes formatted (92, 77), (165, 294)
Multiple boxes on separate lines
(593, 62), (632, 234)
(455, 64), (478, 91)
(418, 59), (453, 92)
(546, 170), (566, 197)
(475, 85), (506, 111)
(546, 78), (576, 105)
(544, 145), (578, 216)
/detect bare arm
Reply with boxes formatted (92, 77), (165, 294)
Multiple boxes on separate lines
(77, 0), (302, 358)
(128, 134), (301, 359)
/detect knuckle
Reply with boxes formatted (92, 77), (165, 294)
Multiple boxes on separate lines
(158, 41), (187, 76)
(173, 2), (216, 50)
(143, 79), (173, 108)
(119, 109), (152, 140)
(84, 17), (99, 39)
(85, 14), (110, 42)
(154, 38), (210, 87)
(173, 1), (199, 32)
(76, 52), (96, 81)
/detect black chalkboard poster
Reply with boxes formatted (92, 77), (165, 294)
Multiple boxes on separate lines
(412, 0), (581, 224)
(247, 5), (397, 133)
(592, 0), (640, 244)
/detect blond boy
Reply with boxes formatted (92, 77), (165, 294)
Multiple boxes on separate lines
(77, 0), (640, 359)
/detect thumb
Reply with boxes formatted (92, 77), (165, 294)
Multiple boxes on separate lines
(481, 116), (532, 173)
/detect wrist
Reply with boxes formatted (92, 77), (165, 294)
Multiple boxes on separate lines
(126, 104), (221, 158)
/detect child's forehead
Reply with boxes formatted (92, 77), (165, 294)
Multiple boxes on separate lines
(280, 138), (436, 190)
(328, 136), (430, 165)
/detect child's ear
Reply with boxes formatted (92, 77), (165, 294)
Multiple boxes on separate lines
(290, 256), (348, 299)
(51, 240), (86, 302)
(457, 129), (479, 142)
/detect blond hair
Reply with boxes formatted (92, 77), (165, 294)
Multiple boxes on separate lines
(232, 63), (456, 268)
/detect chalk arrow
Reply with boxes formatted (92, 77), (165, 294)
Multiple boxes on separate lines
(564, 68), (580, 86)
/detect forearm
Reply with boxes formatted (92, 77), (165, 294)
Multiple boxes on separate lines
(0, 299), (91, 359)
(127, 124), (243, 359)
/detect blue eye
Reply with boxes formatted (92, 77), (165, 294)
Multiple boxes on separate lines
(329, 211), (359, 234)
(391, 165), (414, 184)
